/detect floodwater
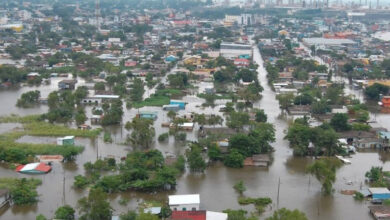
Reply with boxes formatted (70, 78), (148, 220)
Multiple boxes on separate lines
(0, 47), (389, 220)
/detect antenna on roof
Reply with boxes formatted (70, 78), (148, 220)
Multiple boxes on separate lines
(95, 0), (101, 30)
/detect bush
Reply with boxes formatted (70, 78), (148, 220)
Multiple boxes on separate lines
(158, 133), (169, 142)
(174, 132), (186, 141)
(74, 175), (90, 189)
(354, 192), (364, 201)
(104, 132), (113, 143)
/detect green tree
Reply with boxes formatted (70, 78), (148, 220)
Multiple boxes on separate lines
(307, 158), (342, 195)
(55, 205), (75, 220)
(208, 144), (222, 161)
(125, 117), (155, 148)
(227, 111), (250, 131)
(94, 82), (106, 91)
(266, 208), (308, 220)
(224, 149), (245, 168)
(365, 83), (389, 100)
(36, 214), (47, 220)
(11, 178), (39, 205)
(276, 93), (294, 111)
(254, 109), (267, 122)
(78, 187), (113, 220)
(75, 109), (87, 125)
(233, 180), (246, 194)
(330, 113), (351, 132)
(186, 145), (207, 172)
(16, 90), (41, 107)
(131, 78), (145, 102)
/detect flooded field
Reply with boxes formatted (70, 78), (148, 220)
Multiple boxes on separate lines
(0, 46), (389, 220)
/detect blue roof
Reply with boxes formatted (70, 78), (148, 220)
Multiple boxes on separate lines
(380, 131), (390, 139)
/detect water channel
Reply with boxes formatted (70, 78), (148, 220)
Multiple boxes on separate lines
(0, 46), (389, 219)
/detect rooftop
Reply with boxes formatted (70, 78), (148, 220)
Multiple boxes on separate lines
(169, 194), (200, 205)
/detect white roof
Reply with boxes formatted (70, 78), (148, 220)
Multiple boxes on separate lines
(206, 211), (228, 220)
(180, 123), (194, 127)
(369, 188), (390, 194)
(169, 194), (200, 205)
(21, 163), (39, 171)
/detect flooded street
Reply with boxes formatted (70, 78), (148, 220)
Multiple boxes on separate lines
(0, 47), (390, 220)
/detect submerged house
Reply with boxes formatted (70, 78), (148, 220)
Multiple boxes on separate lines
(58, 79), (77, 90)
(170, 100), (186, 110)
(136, 111), (158, 120)
(244, 154), (271, 167)
(169, 194), (200, 211)
(16, 162), (51, 174)
(0, 189), (10, 208)
(57, 136), (75, 146)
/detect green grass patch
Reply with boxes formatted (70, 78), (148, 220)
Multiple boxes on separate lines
(0, 132), (84, 163)
(0, 177), (42, 190)
(133, 95), (170, 108)
(23, 122), (101, 138)
(197, 93), (234, 100)
(133, 89), (183, 108)
(0, 114), (42, 123)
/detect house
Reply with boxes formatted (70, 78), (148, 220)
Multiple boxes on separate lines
(171, 210), (206, 220)
(234, 58), (250, 67)
(382, 96), (390, 108)
(137, 111), (158, 120)
(331, 105), (348, 114)
(170, 100), (186, 110)
(244, 154), (271, 167)
(0, 189), (10, 208)
(170, 122), (194, 131)
(369, 188), (390, 200)
(220, 42), (252, 59)
(165, 55), (178, 62)
(169, 194), (200, 211)
(124, 60), (137, 67)
(58, 79), (77, 90)
(57, 136), (75, 146)
(15, 162), (52, 174)
(163, 104), (181, 112)
(36, 155), (64, 163)
(354, 138), (383, 149)
(183, 56), (202, 66)
(144, 207), (161, 215)
(278, 72), (293, 83)
(27, 72), (39, 80)
(369, 205), (390, 220)
(206, 211), (228, 220)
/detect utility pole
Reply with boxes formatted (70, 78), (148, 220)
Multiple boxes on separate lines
(276, 177), (281, 210)
(95, 0), (101, 30)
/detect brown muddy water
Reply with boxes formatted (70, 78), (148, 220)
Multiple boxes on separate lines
(0, 49), (389, 220)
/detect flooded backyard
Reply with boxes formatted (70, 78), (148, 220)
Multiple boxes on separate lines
(0, 46), (390, 220)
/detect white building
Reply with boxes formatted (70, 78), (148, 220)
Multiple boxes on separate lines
(169, 194), (200, 211)
(220, 42), (252, 59)
(206, 211), (228, 220)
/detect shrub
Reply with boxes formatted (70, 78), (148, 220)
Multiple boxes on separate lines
(158, 133), (169, 142)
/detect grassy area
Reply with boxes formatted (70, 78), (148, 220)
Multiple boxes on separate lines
(0, 115), (100, 164)
(133, 95), (170, 108)
(0, 177), (42, 190)
(197, 93), (234, 100)
(0, 131), (84, 163)
(0, 114), (42, 123)
(0, 115), (101, 138)
(133, 89), (183, 108)
(24, 122), (101, 137)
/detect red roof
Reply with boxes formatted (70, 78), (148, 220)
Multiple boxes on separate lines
(234, 59), (249, 63)
(35, 163), (52, 172)
(171, 211), (206, 220)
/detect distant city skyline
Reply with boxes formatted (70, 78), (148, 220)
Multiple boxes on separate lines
(214, 0), (389, 6)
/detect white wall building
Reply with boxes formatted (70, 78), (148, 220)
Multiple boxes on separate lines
(169, 194), (200, 211)
(220, 42), (252, 59)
